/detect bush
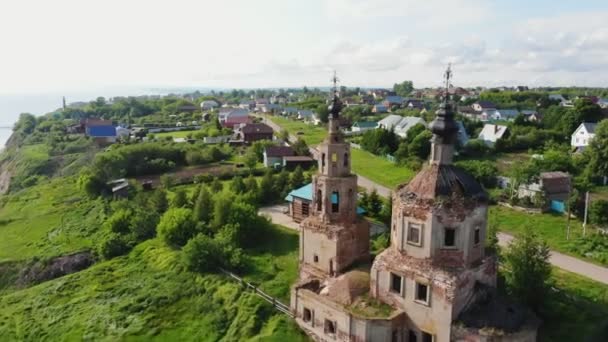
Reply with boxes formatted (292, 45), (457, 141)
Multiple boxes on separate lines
(157, 208), (196, 247)
(182, 233), (220, 273)
(589, 200), (608, 226)
(98, 233), (132, 259)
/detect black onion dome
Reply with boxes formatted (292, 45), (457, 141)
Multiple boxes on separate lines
(328, 95), (342, 119)
(430, 101), (459, 144)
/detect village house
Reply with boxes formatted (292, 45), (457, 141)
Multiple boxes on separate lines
(377, 115), (426, 138)
(290, 74), (538, 342)
(282, 155), (315, 170)
(297, 109), (315, 121)
(478, 123), (509, 145)
(200, 100), (219, 110)
(218, 108), (250, 127)
(372, 104), (388, 113)
(107, 178), (130, 199)
(88, 125), (117, 145)
(232, 122), (273, 143)
(494, 109), (519, 121)
(571, 122), (597, 150)
(516, 172), (571, 213)
(282, 107), (299, 116)
(259, 103), (282, 114)
(177, 104), (199, 114)
(382, 95), (404, 109)
(472, 100), (497, 121)
(263, 146), (295, 167)
(271, 94), (288, 104)
(351, 121), (377, 133)
(405, 99), (424, 110)
(239, 100), (256, 110)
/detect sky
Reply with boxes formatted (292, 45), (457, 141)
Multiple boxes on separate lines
(1, 0), (608, 94)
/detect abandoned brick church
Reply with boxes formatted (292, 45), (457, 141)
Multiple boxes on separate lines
(290, 69), (539, 342)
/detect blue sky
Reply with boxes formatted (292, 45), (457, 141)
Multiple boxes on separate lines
(0, 0), (607, 94)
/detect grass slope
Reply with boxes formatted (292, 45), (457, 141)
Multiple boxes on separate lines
(0, 232), (306, 341)
(269, 116), (327, 146)
(154, 130), (199, 139)
(350, 148), (414, 189)
(0, 178), (105, 262)
(540, 269), (608, 341)
(489, 206), (605, 264)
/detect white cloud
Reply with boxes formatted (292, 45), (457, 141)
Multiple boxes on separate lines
(0, 1), (607, 93)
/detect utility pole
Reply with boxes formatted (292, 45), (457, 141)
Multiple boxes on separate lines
(583, 191), (590, 237)
(566, 187), (572, 240)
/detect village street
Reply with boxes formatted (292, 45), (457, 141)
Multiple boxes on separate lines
(259, 205), (608, 285)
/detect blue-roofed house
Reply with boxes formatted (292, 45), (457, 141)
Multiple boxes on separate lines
(351, 121), (377, 133)
(372, 104), (388, 114)
(285, 183), (366, 222)
(87, 125), (117, 145)
(494, 109), (519, 121)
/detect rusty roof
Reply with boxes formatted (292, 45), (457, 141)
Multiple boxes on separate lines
(401, 164), (487, 201)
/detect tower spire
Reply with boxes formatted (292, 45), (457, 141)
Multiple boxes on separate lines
(429, 64), (458, 165)
(327, 70), (342, 135)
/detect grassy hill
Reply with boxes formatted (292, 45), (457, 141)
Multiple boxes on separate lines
(0, 227), (306, 341)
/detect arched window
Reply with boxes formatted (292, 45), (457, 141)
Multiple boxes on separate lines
(321, 153), (326, 168)
(316, 190), (322, 211)
(344, 153), (349, 167)
(332, 191), (340, 212)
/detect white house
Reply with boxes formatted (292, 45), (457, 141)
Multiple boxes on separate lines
(200, 100), (219, 110)
(351, 121), (377, 133)
(472, 101), (497, 121)
(571, 122), (597, 149)
(478, 124), (509, 146)
(377, 115), (426, 138)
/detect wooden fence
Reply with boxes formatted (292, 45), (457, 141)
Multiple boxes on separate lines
(219, 268), (294, 318)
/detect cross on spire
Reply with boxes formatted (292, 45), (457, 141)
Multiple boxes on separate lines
(443, 63), (452, 98)
(331, 70), (340, 98)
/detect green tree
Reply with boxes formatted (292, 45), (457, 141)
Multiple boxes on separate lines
(157, 208), (196, 247)
(130, 209), (160, 241)
(230, 175), (246, 194)
(77, 172), (106, 198)
(259, 169), (274, 204)
(244, 174), (259, 197)
(291, 138), (310, 156)
(193, 186), (213, 223)
(504, 226), (551, 311)
(586, 120), (608, 180)
(149, 189), (169, 213)
(182, 233), (220, 273)
(103, 209), (132, 235)
(273, 169), (290, 197)
(160, 174), (173, 189)
(290, 166), (305, 189)
(393, 80), (414, 97)
(368, 189), (383, 217)
(573, 98), (602, 124)
(244, 148), (258, 172)
(408, 130), (433, 159)
(379, 192), (393, 226)
(172, 189), (188, 208)
(210, 177), (223, 193)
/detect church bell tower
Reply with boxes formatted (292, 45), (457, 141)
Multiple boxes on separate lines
(298, 72), (370, 278)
